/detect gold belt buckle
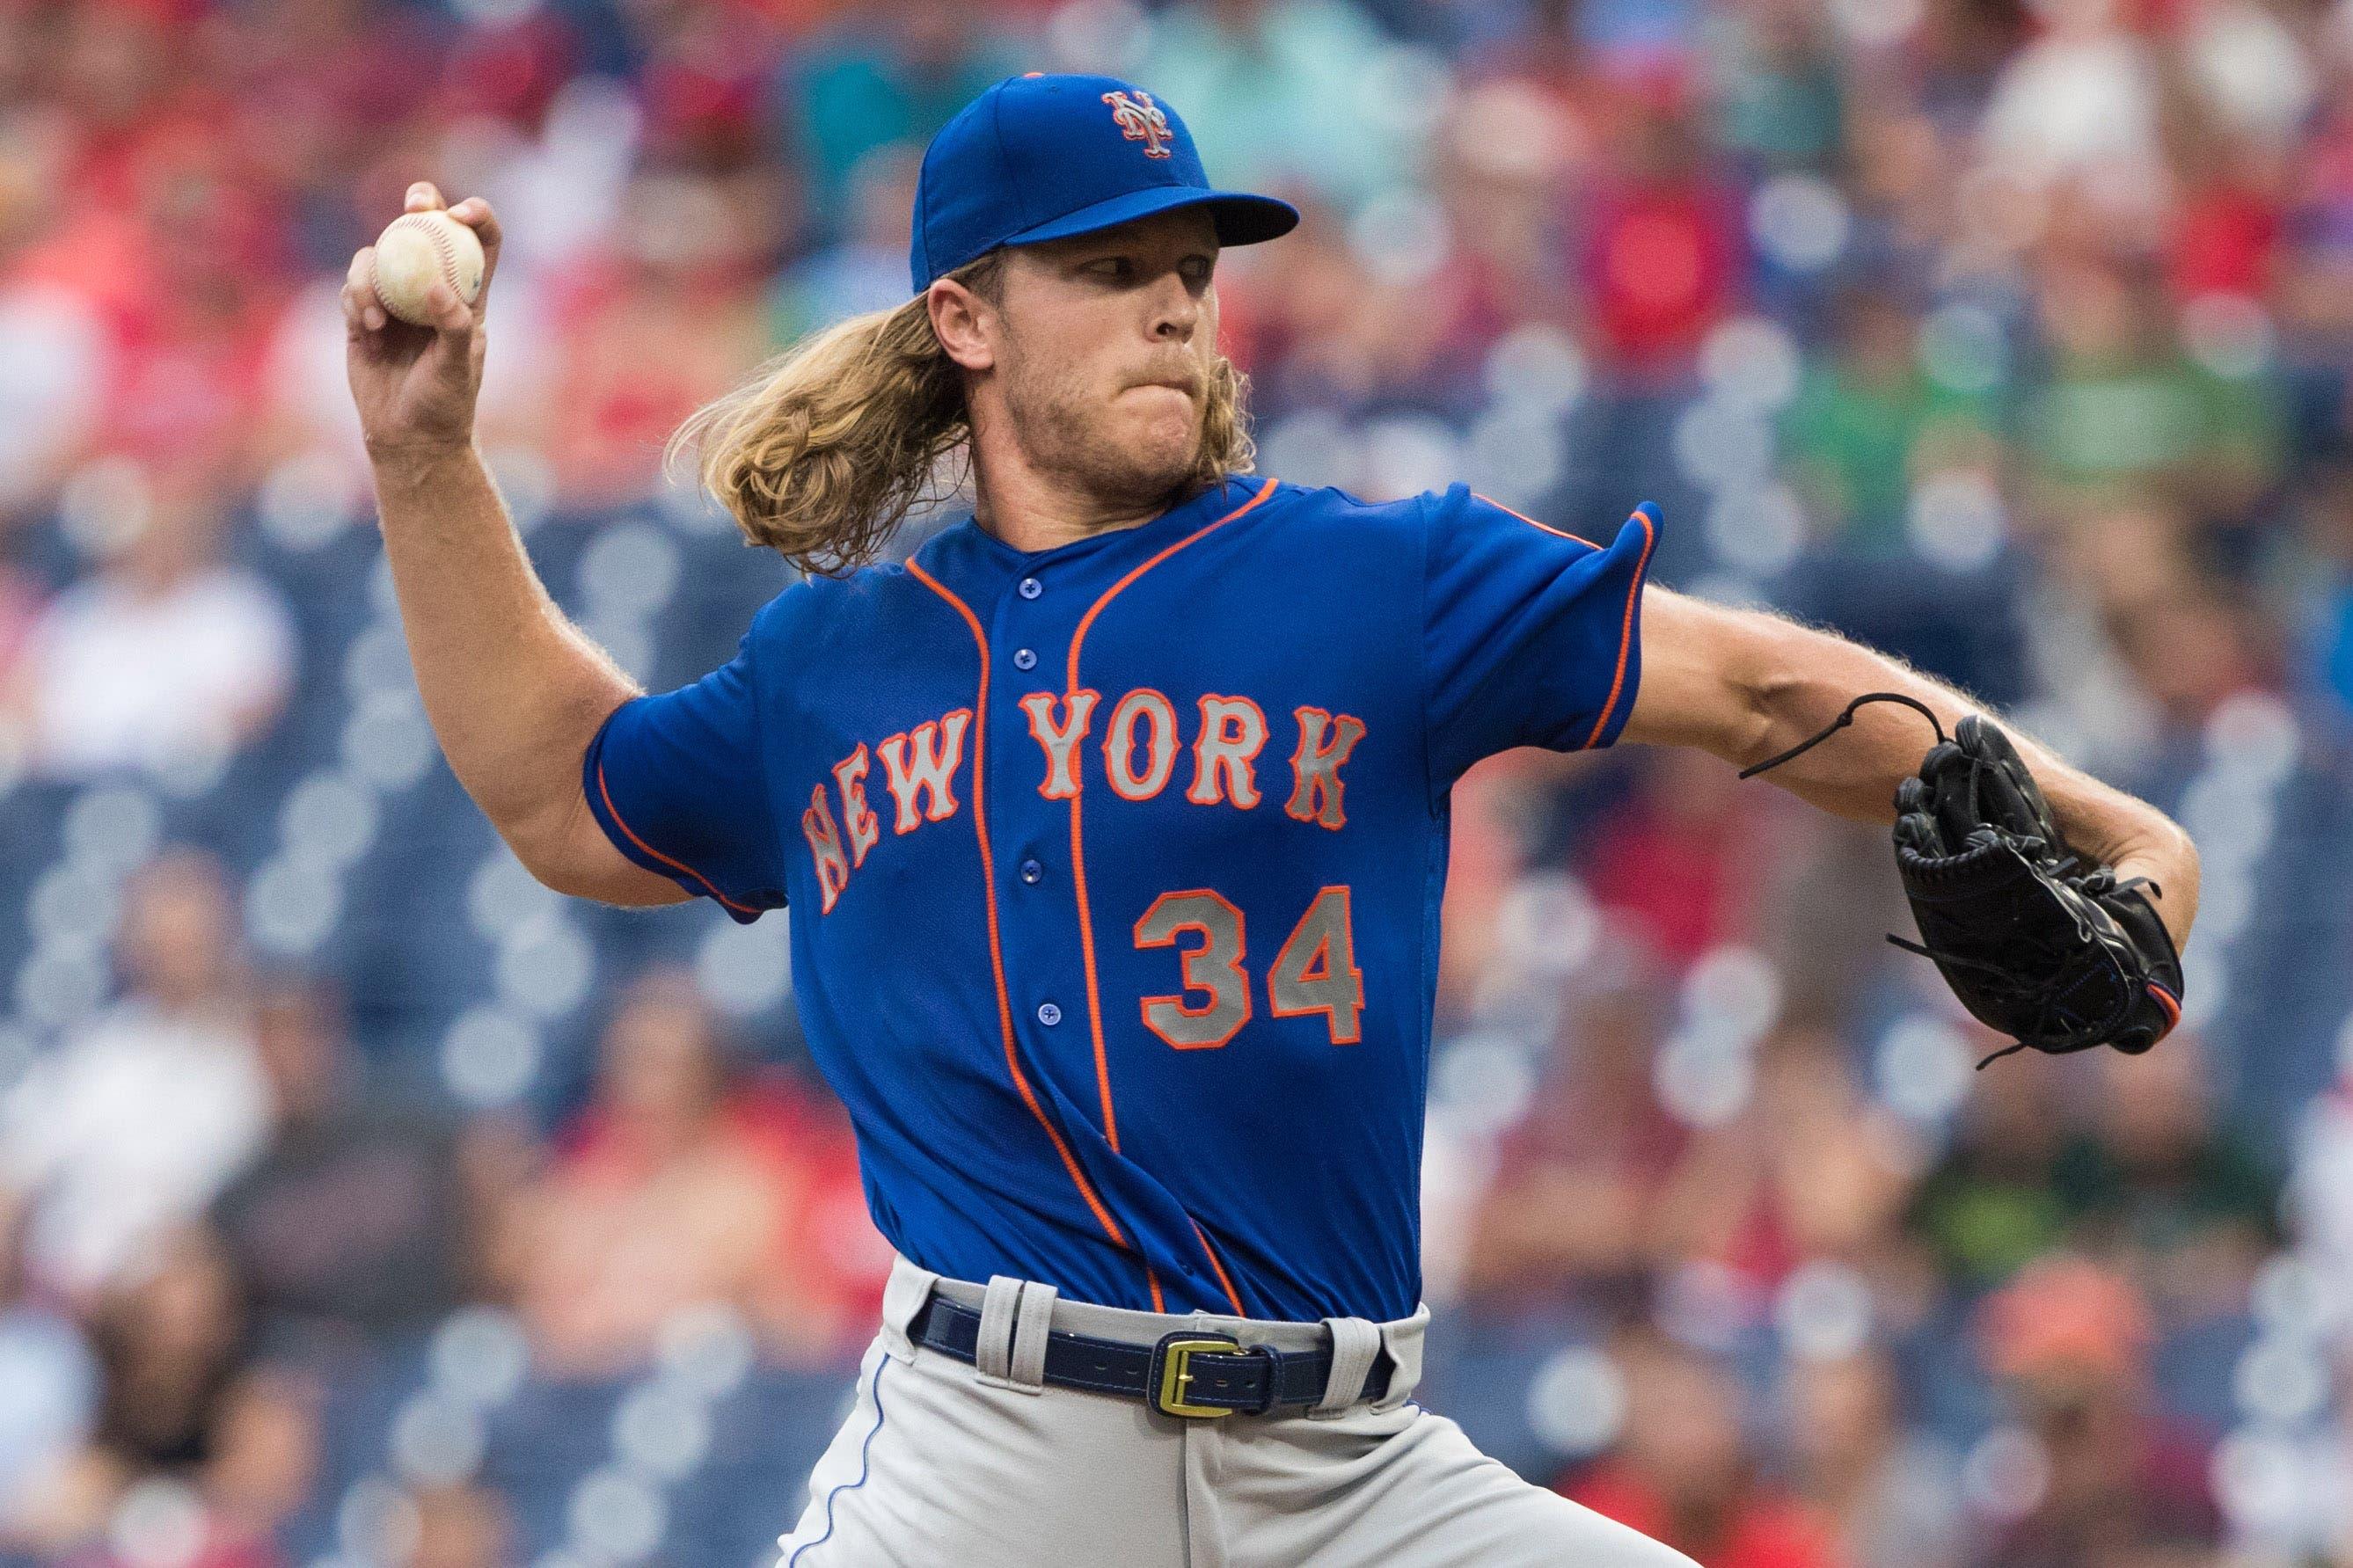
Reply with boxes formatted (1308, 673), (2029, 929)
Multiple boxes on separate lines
(1156, 1336), (1242, 1418)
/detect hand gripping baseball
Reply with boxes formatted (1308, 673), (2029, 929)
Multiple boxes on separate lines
(342, 182), (503, 461)
(1742, 692), (2185, 1068)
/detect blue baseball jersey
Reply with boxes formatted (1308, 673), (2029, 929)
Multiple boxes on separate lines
(583, 475), (1658, 1323)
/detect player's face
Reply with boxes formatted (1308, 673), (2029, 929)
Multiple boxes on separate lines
(992, 207), (1223, 507)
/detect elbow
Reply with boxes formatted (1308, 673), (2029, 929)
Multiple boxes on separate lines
(490, 791), (603, 900)
(1628, 588), (1799, 763)
(494, 789), (686, 909)
(497, 821), (588, 898)
(1721, 616), (1819, 769)
(1730, 663), (1799, 771)
(515, 842), (606, 901)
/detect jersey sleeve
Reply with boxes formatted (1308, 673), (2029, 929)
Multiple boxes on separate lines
(581, 631), (787, 923)
(1422, 485), (1660, 788)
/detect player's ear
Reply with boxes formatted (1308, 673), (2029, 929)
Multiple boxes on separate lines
(928, 279), (997, 374)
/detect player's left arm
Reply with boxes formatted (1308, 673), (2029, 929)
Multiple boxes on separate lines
(1620, 584), (2201, 953)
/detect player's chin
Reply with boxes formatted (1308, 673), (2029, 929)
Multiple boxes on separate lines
(1116, 404), (1203, 478)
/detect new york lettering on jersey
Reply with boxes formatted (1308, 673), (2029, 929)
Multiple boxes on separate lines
(582, 475), (1658, 1324)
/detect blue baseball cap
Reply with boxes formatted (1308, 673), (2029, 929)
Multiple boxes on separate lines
(910, 73), (1299, 294)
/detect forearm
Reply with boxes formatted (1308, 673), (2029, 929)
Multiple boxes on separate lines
(1740, 625), (2201, 948)
(369, 442), (638, 857)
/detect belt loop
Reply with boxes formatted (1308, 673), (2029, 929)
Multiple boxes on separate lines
(1006, 1281), (1057, 1391)
(1311, 1316), (1383, 1417)
(974, 1275), (1022, 1384)
(1370, 1303), (1431, 1411)
(879, 1255), (942, 1363)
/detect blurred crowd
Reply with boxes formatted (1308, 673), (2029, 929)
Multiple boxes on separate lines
(6, 0), (2353, 1563)
(0, 854), (890, 1565)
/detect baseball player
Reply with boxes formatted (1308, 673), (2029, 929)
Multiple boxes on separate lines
(343, 74), (2200, 1568)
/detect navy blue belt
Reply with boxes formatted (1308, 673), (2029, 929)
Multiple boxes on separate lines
(907, 1295), (1393, 1418)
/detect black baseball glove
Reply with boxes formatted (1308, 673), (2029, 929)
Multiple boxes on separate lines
(1743, 692), (2183, 1068)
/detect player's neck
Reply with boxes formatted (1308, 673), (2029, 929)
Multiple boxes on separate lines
(969, 448), (1180, 555)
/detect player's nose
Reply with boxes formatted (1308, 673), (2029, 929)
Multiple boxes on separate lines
(1147, 273), (1200, 341)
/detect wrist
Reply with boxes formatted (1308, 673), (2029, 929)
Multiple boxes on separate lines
(2112, 828), (2200, 951)
(369, 437), (482, 488)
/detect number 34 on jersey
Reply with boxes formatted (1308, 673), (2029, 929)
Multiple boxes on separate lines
(1136, 885), (1362, 1051)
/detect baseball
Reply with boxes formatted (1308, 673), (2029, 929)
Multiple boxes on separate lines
(370, 208), (485, 326)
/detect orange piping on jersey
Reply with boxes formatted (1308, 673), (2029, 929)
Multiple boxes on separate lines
(596, 762), (762, 916)
(1579, 507), (1657, 751)
(1145, 1265), (1166, 1314)
(1065, 476), (1280, 1154)
(1471, 492), (1601, 550)
(1190, 1219), (1246, 1317)
(907, 557), (1131, 1254)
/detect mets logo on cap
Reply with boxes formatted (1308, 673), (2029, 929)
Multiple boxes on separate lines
(908, 74), (1299, 293)
(1102, 90), (1174, 159)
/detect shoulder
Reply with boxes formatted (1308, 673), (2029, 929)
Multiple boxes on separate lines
(1260, 478), (1559, 538)
(739, 555), (918, 648)
(1242, 480), (1613, 593)
(1253, 477), (1458, 543)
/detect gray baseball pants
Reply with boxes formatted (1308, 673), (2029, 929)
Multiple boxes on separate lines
(775, 1254), (1697, 1567)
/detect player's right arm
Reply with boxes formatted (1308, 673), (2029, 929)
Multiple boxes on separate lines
(341, 182), (686, 908)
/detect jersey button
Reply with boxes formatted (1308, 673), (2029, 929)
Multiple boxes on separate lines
(1036, 1002), (1063, 1026)
(1018, 576), (1043, 600)
(1019, 858), (1044, 886)
(1013, 647), (1037, 671)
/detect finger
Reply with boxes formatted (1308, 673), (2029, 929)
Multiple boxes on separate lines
(341, 279), (371, 341)
(1894, 812), (1942, 860)
(426, 280), (474, 339)
(1977, 762), (2046, 845)
(347, 248), (386, 333)
(405, 181), (445, 214)
(449, 196), (503, 299)
(1894, 779), (1945, 856)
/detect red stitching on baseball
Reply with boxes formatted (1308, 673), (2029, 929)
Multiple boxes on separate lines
(402, 214), (464, 301)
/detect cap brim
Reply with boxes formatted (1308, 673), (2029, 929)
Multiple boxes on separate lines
(1003, 185), (1299, 253)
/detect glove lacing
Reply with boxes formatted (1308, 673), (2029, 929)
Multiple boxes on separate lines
(1737, 690), (1948, 782)
(1741, 692), (2164, 1070)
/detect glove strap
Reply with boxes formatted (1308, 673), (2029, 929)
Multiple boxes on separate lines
(1738, 691), (1948, 781)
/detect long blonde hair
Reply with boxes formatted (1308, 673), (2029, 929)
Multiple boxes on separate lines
(667, 251), (1259, 576)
